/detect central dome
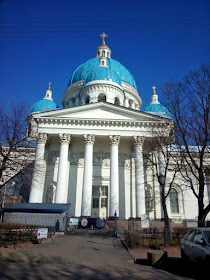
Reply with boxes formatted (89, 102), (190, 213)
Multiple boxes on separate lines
(62, 34), (142, 110)
(68, 57), (137, 89)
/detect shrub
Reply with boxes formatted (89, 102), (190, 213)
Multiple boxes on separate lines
(0, 222), (37, 230)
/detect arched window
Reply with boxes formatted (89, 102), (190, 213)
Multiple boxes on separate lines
(129, 99), (133, 108)
(98, 93), (106, 102)
(85, 96), (90, 104)
(114, 97), (120, 105)
(170, 188), (179, 213)
(70, 98), (75, 107)
(102, 61), (104, 65)
(98, 51), (100, 56)
(107, 52), (109, 57)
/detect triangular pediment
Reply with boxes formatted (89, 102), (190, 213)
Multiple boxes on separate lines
(32, 102), (167, 122)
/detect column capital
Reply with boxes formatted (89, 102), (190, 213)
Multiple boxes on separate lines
(36, 133), (47, 144)
(109, 135), (120, 146)
(59, 133), (71, 144)
(133, 136), (145, 147)
(84, 134), (95, 145)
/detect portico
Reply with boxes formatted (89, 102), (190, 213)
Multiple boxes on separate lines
(28, 102), (171, 219)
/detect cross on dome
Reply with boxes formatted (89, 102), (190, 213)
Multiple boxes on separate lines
(152, 86), (156, 95)
(100, 32), (108, 44)
(48, 81), (52, 90)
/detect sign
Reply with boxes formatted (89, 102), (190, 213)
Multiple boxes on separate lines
(141, 215), (150, 228)
(69, 218), (79, 226)
(37, 228), (48, 239)
(81, 218), (88, 227)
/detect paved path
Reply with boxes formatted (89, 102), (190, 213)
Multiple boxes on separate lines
(0, 235), (191, 280)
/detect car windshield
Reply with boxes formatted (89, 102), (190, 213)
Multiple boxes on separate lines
(203, 230), (210, 244)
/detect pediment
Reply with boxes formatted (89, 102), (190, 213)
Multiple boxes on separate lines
(32, 102), (166, 123)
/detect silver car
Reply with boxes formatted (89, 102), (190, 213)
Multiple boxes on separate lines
(180, 228), (210, 263)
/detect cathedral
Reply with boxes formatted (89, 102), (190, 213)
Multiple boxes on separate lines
(27, 33), (210, 224)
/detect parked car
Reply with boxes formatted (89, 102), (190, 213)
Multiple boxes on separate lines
(180, 228), (210, 264)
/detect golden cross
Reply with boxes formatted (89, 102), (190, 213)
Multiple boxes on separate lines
(48, 81), (52, 90)
(100, 32), (108, 44)
(152, 86), (156, 95)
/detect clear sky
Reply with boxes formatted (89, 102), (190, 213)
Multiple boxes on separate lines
(0, 0), (209, 111)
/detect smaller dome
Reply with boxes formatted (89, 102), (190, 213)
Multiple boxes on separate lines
(30, 99), (59, 113)
(30, 83), (59, 113)
(145, 103), (172, 118)
(85, 67), (122, 86)
(145, 86), (172, 118)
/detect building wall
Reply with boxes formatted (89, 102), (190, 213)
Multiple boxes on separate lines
(38, 134), (210, 222)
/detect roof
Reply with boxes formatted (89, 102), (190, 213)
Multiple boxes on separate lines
(69, 57), (137, 89)
(3, 203), (71, 213)
(145, 103), (172, 118)
(30, 99), (59, 113)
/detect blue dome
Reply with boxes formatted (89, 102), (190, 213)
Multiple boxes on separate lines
(30, 99), (59, 113)
(145, 103), (172, 118)
(69, 57), (137, 89)
(85, 67), (121, 86)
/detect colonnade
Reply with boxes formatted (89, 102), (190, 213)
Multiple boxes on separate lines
(29, 133), (146, 218)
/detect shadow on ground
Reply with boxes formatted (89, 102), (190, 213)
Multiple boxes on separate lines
(136, 257), (208, 280)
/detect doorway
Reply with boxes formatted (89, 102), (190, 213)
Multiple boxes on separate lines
(91, 186), (108, 219)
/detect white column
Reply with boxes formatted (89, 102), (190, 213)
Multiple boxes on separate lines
(55, 134), (71, 203)
(124, 98), (129, 107)
(133, 136), (146, 217)
(109, 135), (120, 217)
(29, 133), (47, 203)
(131, 101), (135, 109)
(81, 134), (95, 216)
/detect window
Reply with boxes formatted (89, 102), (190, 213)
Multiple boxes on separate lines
(170, 188), (179, 213)
(101, 198), (107, 208)
(98, 51), (100, 56)
(102, 61), (104, 65)
(85, 96), (90, 104)
(193, 231), (204, 243)
(98, 93), (106, 102)
(114, 97), (120, 105)
(92, 186), (99, 196)
(107, 52), (109, 57)
(186, 230), (195, 241)
(93, 198), (99, 208)
(101, 186), (108, 196)
(129, 99), (133, 108)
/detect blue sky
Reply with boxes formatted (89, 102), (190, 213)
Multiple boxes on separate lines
(0, 0), (209, 111)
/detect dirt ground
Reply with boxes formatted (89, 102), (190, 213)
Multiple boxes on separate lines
(0, 235), (190, 280)
(0, 237), (207, 280)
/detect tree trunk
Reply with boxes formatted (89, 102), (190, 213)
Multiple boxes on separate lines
(161, 184), (170, 246)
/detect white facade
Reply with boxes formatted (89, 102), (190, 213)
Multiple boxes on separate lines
(27, 38), (210, 223)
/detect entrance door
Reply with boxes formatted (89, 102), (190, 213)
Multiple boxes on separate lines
(91, 186), (108, 219)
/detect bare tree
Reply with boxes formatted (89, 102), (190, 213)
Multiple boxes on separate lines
(145, 127), (182, 246)
(0, 103), (35, 193)
(162, 65), (210, 227)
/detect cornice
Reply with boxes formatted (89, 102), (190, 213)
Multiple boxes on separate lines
(35, 117), (170, 129)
